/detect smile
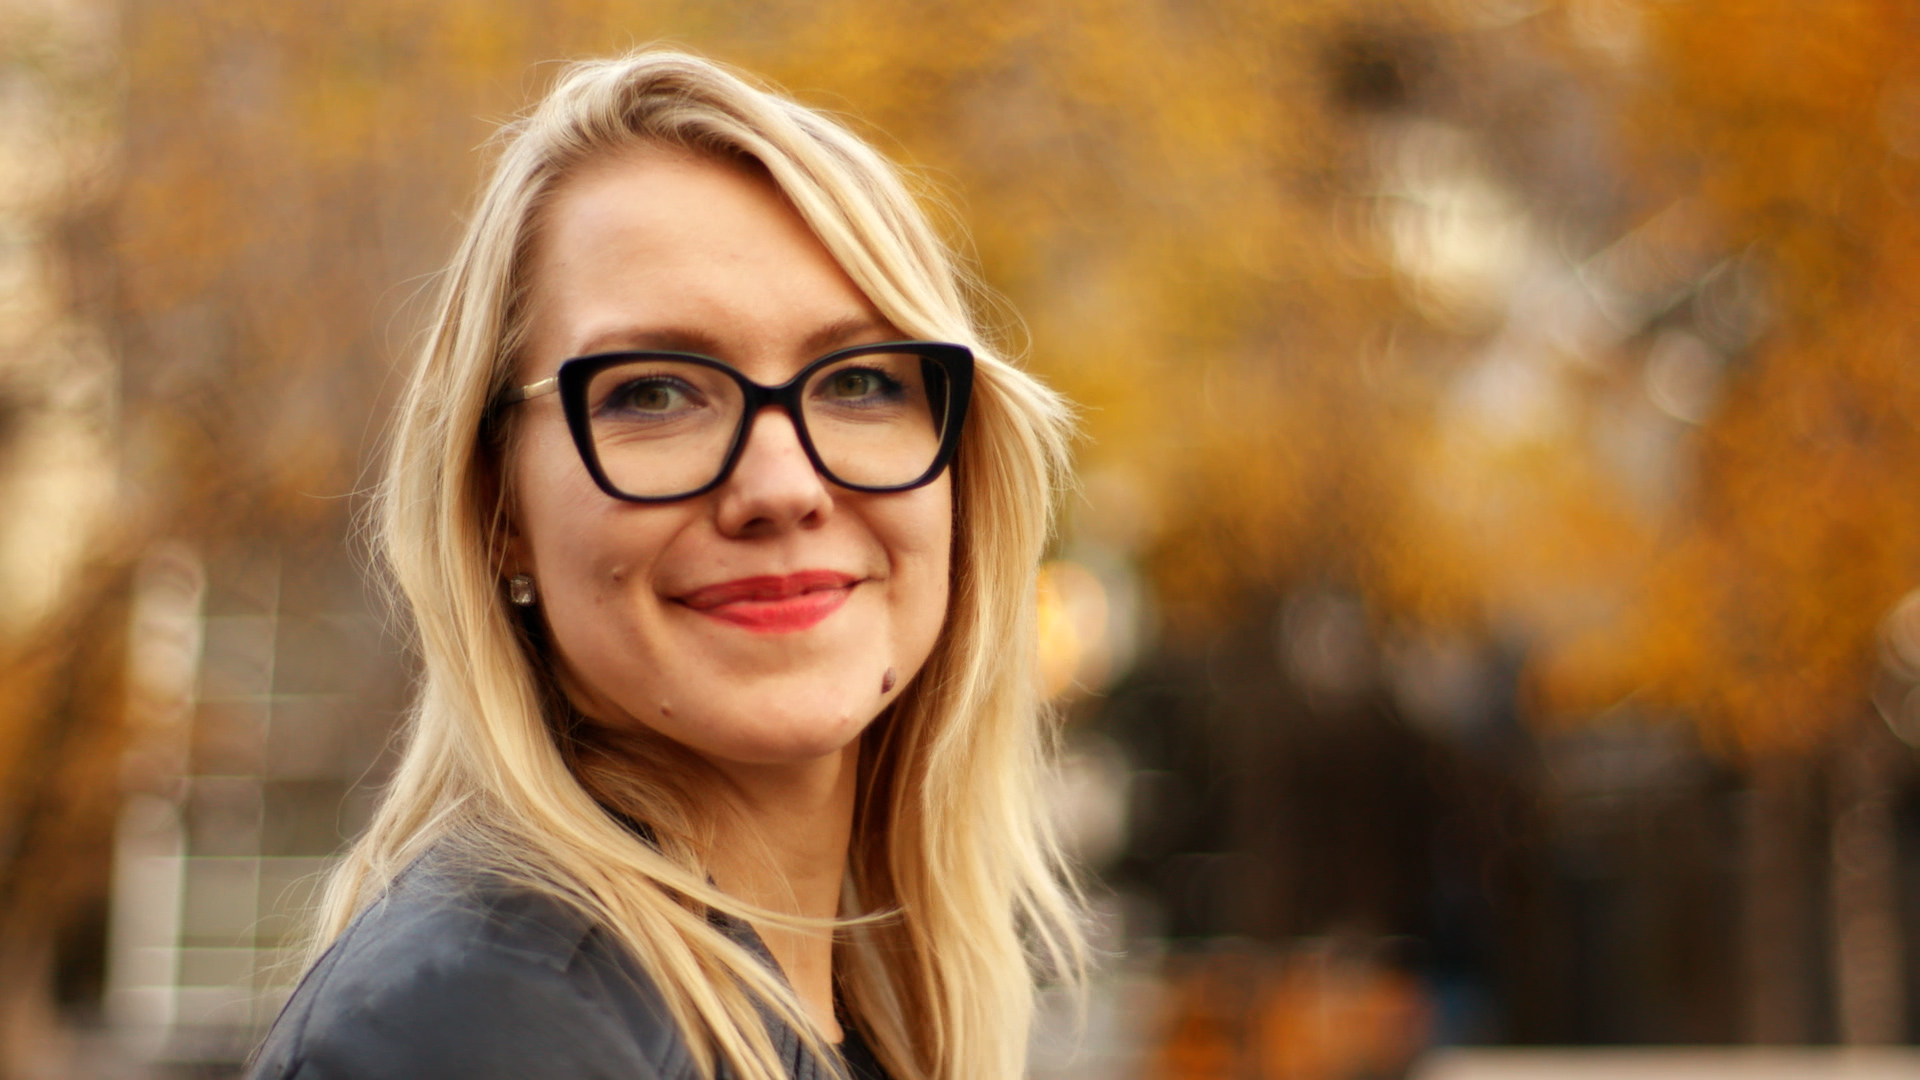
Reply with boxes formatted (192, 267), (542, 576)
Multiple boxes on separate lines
(677, 570), (859, 633)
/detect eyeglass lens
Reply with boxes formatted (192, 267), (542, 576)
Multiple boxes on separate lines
(582, 350), (950, 498)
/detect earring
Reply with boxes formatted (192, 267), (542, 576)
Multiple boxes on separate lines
(508, 574), (537, 606)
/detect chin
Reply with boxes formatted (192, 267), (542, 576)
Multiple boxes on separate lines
(686, 722), (867, 768)
(659, 684), (880, 768)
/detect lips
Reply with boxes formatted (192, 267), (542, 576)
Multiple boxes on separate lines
(677, 570), (859, 633)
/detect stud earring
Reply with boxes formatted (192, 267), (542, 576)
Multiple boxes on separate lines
(508, 574), (537, 606)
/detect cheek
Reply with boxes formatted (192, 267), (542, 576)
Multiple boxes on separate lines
(507, 423), (586, 535)
(510, 494), (690, 723)
(508, 428), (674, 616)
(882, 482), (955, 645)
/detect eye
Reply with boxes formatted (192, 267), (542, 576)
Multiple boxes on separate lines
(820, 366), (904, 404)
(601, 375), (702, 417)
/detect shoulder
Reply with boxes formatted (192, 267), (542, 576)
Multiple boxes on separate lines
(248, 850), (696, 1080)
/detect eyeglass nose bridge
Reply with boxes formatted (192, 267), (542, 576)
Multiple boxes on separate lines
(707, 386), (834, 493)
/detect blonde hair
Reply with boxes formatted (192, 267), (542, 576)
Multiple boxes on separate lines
(312, 50), (1083, 1080)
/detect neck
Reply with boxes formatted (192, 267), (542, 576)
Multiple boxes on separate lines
(705, 738), (861, 1043)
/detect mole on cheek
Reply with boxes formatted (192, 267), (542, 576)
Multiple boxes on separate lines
(595, 565), (629, 602)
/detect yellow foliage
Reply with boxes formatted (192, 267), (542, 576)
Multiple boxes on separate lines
(96, 0), (1920, 756)
(1530, 0), (1920, 752)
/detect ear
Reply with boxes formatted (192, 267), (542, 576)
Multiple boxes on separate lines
(481, 420), (532, 581)
(501, 522), (531, 581)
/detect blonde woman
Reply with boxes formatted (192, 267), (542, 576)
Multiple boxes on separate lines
(248, 49), (1083, 1080)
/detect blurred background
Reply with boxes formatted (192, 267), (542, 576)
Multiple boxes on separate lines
(4, 0), (1920, 1076)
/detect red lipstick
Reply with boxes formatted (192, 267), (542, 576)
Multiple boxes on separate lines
(678, 571), (857, 633)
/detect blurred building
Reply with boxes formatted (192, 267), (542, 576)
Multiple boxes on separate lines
(1087, 593), (1920, 1076)
(104, 542), (406, 1069)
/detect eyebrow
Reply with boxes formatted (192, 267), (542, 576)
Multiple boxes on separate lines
(569, 314), (896, 361)
(800, 315), (896, 355)
(572, 326), (724, 357)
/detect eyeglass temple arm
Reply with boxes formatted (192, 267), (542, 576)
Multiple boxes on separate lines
(499, 376), (559, 405)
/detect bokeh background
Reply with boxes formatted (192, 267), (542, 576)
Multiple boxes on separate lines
(5, 0), (1920, 1076)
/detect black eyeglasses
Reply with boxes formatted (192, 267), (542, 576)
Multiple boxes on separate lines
(498, 340), (973, 503)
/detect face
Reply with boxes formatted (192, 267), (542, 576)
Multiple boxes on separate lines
(504, 148), (953, 771)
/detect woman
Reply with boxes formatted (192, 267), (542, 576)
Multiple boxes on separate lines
(248, 49), (1083, 1080)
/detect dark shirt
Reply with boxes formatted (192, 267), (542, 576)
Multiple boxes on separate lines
(248, 847), (890, 1080)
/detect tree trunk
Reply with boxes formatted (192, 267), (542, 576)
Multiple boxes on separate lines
(1742, 753), (1818, 1043)
(0, 573), (132, 1080)
(1829, 718), (1908, 1044)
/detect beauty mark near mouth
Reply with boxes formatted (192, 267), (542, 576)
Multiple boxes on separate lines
(678, 570), (859, 633)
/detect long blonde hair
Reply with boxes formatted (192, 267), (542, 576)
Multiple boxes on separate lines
(313, 50), (1083, 1080)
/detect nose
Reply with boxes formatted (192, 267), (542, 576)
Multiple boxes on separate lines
(711, 406), (833, 536)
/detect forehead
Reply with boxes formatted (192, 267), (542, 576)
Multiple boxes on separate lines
(518, 147), (887, 374)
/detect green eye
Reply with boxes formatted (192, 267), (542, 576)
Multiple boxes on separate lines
(604, 377), (696, 416)
(820, 366), (904, 404)
(629, 384), (676, 410)
(833, 371), (876, 397)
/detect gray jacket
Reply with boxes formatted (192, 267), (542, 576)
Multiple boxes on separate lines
(247, 847), (885, 1080)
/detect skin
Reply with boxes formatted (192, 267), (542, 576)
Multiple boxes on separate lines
(504, 147), (953, 1041)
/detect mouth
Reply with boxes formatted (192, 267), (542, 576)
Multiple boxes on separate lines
(677, 570), (860, 634)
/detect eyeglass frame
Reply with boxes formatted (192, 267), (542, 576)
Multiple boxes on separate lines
(495, 340), (975, 504)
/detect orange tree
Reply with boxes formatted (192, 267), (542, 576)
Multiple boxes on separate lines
(1535, 0), (1920, 756)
